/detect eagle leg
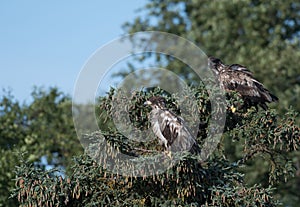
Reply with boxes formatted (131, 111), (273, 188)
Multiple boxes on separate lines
(164, 150), (172, 158)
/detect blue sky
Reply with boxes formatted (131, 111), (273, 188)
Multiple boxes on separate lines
(0, 0), (147, 102)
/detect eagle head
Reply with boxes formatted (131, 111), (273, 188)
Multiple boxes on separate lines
(144, 96), (166, 109)
(208, 56), (224, 75)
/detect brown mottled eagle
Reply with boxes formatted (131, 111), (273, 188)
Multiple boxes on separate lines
(208, 57), (278, 110)
(144, 96), (201, 154)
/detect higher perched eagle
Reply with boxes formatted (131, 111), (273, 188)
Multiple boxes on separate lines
(144, 96), (201, 154)
(208, 57), (278, 110)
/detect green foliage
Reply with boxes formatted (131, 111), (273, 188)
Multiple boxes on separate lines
(5, 1), (300, 206)
(122, 0), (300, 114)
(120, 1), (300, 205)
(0, 88), (83, 206)
(11, 87), (299, 206)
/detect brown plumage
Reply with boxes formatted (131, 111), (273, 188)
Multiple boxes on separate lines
(144, 96), (201, 154)
(208, 57), (278, 110)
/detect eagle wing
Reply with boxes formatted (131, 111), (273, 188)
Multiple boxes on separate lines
(228, 64), (253, 76)
(219, 65), (278, 108)
(156, 109), (199, 153)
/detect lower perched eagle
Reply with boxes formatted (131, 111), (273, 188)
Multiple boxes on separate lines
(208, 56), (278, 110)
(144, 96), (201, 154)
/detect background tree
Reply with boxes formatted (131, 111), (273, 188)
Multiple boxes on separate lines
(122, 0), (300, 114)
(0, 88), (83, 206)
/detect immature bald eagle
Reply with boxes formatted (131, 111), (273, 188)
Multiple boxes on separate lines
(208, 57), (278, 110)
(144, 96), (201, 154)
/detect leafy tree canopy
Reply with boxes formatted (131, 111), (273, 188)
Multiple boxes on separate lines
(0, 88), (83, 206)
(122, 0), (300, 114)
(5, 1), (300, 206)
(11, 86), (300, 206)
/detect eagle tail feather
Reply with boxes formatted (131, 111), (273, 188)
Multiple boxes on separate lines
(270, 93), (279, 102)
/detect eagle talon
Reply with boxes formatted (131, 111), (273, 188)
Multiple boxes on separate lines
(164, 151), (172, 159)
(230, 105), (237, 113)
